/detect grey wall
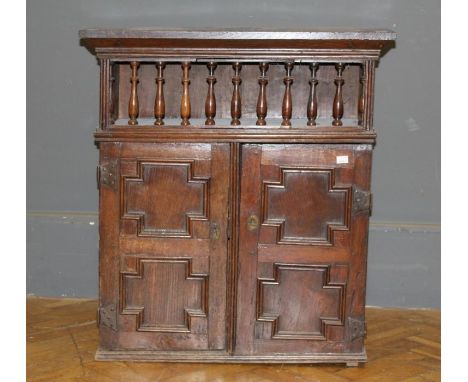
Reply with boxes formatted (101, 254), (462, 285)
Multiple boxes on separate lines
(27, 0), (440, 307)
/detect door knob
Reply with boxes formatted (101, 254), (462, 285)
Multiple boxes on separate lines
(247, 214), (259, 231)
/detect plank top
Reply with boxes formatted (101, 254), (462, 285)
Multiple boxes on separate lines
(80, 28), (396, 59)
(79, 27), (396, 41)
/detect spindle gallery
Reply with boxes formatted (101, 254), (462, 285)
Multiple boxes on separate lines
(102, 59), (375, 128)
(80, 28), (395, 365)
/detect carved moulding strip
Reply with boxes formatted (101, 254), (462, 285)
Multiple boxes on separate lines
(95, 47), (382, 62)
(120, 257), (208, 333)
(95, 348), (367, 363)
(262, 167), (352, 245)
(121, 160), (210, 238)
(256, 263), (346, 340)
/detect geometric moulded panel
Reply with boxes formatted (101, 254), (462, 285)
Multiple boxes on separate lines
(256, 263), (346, 340)
(121, 161), (210, 238)
(262, 167), (351, 245)
(120, 257), (208, 332)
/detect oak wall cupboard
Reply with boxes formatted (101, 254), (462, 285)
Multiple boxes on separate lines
(80, 28), (395, 365)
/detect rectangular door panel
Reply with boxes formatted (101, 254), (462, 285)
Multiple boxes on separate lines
(98, 142), (230, 351)
(235, 144), (372, 355)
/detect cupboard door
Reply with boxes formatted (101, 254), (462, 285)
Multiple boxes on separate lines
(235, 144), (372, 355)
(98, 143), (230, 351)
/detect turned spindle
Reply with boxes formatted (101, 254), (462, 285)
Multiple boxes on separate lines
(154, 62), (166, 126)
(256, 63), (269, 126)
(281, 62), (294, 127)
(332, 63), (345, 127)
(231, 63), (242, 126)
(358, 65), (367, 126)
(307, 63), (319, 126)
(180, 62), (191, 126)
(205, 62), (217, 125)
(128, 61), (140, 125)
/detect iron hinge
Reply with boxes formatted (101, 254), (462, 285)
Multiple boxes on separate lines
(352, 188), (372, 216)
(97, 160), (118, 191)
(348, 317), (367, 341)
(98, 304), (118, 331)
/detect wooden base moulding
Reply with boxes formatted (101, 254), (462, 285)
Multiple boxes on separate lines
(95, 348), (367, 366)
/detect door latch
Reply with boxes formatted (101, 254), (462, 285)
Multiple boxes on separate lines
(247, 214), (259, 231)
(210, 222), (220, 240)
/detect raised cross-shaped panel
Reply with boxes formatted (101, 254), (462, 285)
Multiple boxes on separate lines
(121, 161), (210, 238)
(256, 263), (345, 340)
(262, 167), (351, 245)
(120, 257), (208, 333)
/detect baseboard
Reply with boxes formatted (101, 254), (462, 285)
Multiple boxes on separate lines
(95, 347), (367, 366)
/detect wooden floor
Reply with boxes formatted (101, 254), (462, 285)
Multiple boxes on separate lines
(27, 296), (440, 381)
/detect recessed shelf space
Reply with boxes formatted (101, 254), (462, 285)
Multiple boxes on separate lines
(107, 62), (369, 129)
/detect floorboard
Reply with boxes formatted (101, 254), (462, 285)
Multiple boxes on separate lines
(26, 297), (440, 381)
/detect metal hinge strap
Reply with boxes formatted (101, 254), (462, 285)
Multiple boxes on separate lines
(352, 188), (372, 215)
(99, 304), (118, 331)
(348, 317), (367, 341)
(97, 160), (118, 191)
